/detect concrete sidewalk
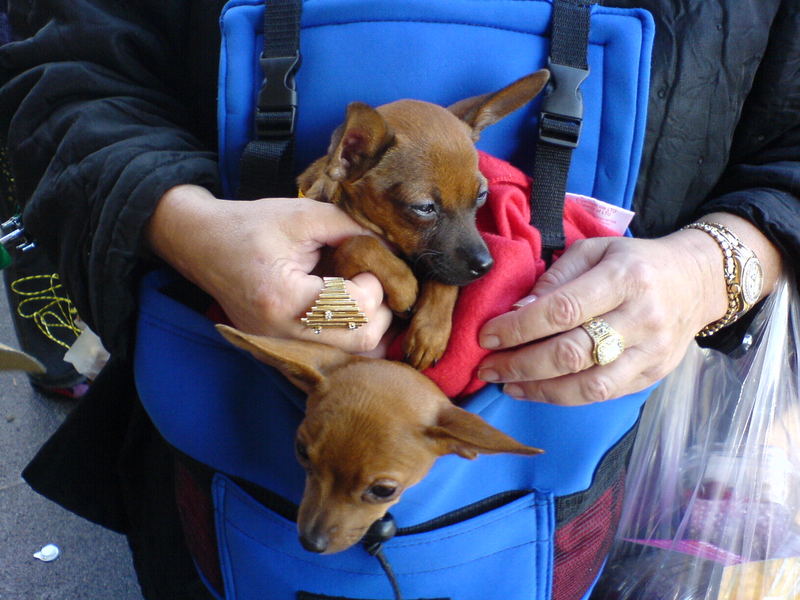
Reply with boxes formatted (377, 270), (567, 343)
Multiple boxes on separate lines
(0, 276), (143, 599)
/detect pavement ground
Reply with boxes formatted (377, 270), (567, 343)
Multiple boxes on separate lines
(0, 275), (143, 600)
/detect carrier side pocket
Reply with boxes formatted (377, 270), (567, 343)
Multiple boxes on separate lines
(213, 474), (554, 600)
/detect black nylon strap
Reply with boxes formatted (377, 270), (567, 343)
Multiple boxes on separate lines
(237, 0), (302, 199)
(531, 0), (596, 263)
(261, 0), (302, 56)
(550, 0), (593, 69)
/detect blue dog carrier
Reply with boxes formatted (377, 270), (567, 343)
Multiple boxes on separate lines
(134, 1), (656, 599)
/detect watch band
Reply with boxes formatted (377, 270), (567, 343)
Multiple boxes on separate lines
(682, 221), (764, 337)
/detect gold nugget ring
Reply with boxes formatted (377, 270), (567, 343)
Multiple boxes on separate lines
(301, 277), (368, 334)
(581, 317), (625, 366)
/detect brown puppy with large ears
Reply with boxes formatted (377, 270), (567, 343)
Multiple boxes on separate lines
(298, 70), (550, 369)
(217, 324), (542, 555)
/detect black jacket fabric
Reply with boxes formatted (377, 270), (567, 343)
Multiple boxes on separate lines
(1, 0), (799, 597)
(1, 0), (223, 359)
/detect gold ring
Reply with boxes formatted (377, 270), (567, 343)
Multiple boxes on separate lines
(580, 317), (625, 366)
(301, 277), (368, 334)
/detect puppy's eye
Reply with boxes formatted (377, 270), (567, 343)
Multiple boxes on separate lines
(476, 189), (488, 208)
(295, 440), (310, 463)
(363, 480), (400, 503)
(371, 485), (396, 498)
(410, 202), (437, 218)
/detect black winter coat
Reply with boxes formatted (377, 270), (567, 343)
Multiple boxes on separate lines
(1, 1), (799, 597)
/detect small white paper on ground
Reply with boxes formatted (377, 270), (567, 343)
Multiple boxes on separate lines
(33, 543), (60, 562)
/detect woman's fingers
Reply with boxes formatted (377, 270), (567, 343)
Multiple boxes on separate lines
(478, 312), (628, 384)
(299, 200), (377, 247)
(479, 240), (626, 351)
(294, 273), (393, 354)
(476, 235), (722, 405)
(239, 269), (392, 354)
(160, 195), (395, 355)
(529, 237), (612, 297)
(499, 344), (675, 406)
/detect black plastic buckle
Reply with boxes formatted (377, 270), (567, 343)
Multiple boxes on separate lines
(539, 60), (590, 149)
(255, 52), (301, 139)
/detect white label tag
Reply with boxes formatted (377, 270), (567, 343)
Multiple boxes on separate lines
(567, 193), (635, 235)
(64, 323), (109, 380)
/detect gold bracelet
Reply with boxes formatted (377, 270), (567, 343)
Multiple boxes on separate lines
(682, 221), (763, 337)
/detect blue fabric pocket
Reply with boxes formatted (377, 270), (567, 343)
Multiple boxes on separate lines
(213, 474), (555, 600)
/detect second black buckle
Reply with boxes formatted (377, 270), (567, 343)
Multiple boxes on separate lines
(255, 52), (301, 139)
(538, 60), (590, 149)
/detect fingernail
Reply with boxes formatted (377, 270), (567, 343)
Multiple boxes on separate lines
(478, 369), (499, 382)
(480, 335), (501, 349)
(512, 294), (538, 309)
(504, 384), (524, 399)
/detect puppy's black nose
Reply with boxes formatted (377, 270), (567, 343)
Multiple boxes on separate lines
(299, 533), (328, 553)
(467, 251), (494, 278)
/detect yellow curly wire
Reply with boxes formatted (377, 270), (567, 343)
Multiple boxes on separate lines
(10, 273), (81, 350)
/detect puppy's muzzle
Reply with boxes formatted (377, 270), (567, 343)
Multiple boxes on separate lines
(421, 241), (494, 286)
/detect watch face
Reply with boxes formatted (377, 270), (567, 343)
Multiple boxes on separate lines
(741, 258), (764, 305)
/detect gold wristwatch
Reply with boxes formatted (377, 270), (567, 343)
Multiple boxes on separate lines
(682, 221), (764, 337)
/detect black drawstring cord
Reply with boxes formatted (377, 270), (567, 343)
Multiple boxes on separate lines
(373, 547), (403, 600)
(362, 513), (402, 600)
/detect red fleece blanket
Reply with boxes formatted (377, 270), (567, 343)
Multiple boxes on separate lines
(386, 151), (619, 398)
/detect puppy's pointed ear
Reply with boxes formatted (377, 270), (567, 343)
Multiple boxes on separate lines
(426, 404), (544, 460)
(448, 69), (550, 141)
(215, 325), (355, 394)
(326, 101), (395, 182)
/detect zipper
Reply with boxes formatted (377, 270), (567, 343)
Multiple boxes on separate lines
(394, 489), (530, 537)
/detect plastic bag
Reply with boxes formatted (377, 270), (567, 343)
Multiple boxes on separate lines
(591, 275), (800, 600)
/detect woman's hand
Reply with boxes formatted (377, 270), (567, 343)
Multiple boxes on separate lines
(146, 184), (392, 354)
(476, 213), (781, 405)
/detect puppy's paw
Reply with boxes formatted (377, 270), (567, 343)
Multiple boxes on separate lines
(385, 278), (419, 316)
(403, 322), (449, 371)
(332, 235), (419, 315)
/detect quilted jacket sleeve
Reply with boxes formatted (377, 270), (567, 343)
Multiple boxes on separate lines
(693, 0), (800, 350)
(0, 0), (221, 357)
(701, 0), (800, 266)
